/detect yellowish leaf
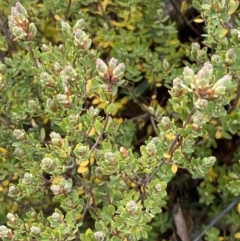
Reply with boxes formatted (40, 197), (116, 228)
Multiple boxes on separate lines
(228, 0), (239, 15)
(164, 153), (171, 159)
(11, 202), (19, 212)
(235, 232), (240, 239)
(111, 20), (126, 28)
(54, 14), (61, 21)
(98, 41), (114, 48)
(41, 115), (49, 124)
(52, 176), (62, 184)
(217, 125), (223, 131)
(77, 188), (84, 195)
(150, 99), (159, 108)
(0, 147), (7, 154)
(95, 178), (102, 184)
(139, 121), (145, 129)
(77, 165), (88, 173)
(90, 157), (95, 165)
(126, 24), (135, 31)
(165, 133), (176, 140)
(151, 94), (157, 99)
(170, 39), (180, 45)
(11, 173), (18, 180)
(86, 228), (93, 234)
(114, 117), (123, 124)
(171, 164), (178, 174)
(86, 79), (92, 93)
(210, 120), (217, 125)
(208, 168), (217, 182)
(180, 0), (187, 13)
(78, 123), (82, 131)
(194, 18), (204, 23)
(2, 180), (9, 187)
(59, 151), (68, 158)
(147, 125), (153, 135)
(87, 127), (95, 137)
(141, 186), (148, 193)
(237, 203), (240, 214)
(223, 175), (229, 180)
(25, 223), (30, 231)
(131, 182), (136, 188)
(92, 98), (101, 104)
(98, 102), (105, 109)
(218, 28), (228, 38)
(80, 159), (89, 167)
(215, 130), (222, 139)
(101, 0), (109, 11)
(120, 97), (128, 105)
(95, 11), (103, 16)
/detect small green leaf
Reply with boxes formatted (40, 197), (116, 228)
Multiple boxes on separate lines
(95, 221), (104, 231)
(108, 205), (115, 215)
(40, 127), (46, 142)
(192, 0), (202, 10)
(201, 4), (211, 10)
(218, 28), (228, 38)
(228, 0), (239, 15)
(134, 80), (149, 97)
(106, 103), (116, 115)
(99, 90), (107, 102)
(95, 119), (103, 134)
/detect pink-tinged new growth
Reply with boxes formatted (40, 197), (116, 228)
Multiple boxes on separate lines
(8, 2), (36, 40)
(112, 63), (125, 79)
(109, 57), (118, 69)
(96, 58), (108, 77)
(50, 131), (63, 147)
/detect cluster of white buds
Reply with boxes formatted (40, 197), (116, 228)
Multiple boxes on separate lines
(8, 2), (37, 41)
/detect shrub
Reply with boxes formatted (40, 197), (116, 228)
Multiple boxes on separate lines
(0, 0), (240, 241)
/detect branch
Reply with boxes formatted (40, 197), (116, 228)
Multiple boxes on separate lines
(97, 0), (113, 29)
(27, 42), (39, 68)
(147, 106), (196, 182)
(87, 90), (113, 179)
(193, 195), (240, 241)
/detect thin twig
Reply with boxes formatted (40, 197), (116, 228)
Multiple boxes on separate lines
(150, 116), (158, 135)
(87, 91), (113, 180)
(27, 42), (39, 68)
(65, 0), (72, 19)
(97, 0), (113, 29)
(169, 0), (201, 37)
(123, 112), (150, 123)
(89, 113), (110, 156)
(193, 195), (240, 241)
(105, 182), (112, 204)
(147, 106), (196, 182)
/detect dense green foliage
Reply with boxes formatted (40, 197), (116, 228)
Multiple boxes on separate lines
(1, 0), (240, 240)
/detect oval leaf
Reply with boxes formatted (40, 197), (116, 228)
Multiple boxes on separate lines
(228, 0), (239, 15)
(194, 18), (204, 23)
(218, 28), (228, 38)
(77, 165), (88, 173)
(171, 164), (178, 174)
(106, 103), (116, 115)
(95, 119), (103, 134)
